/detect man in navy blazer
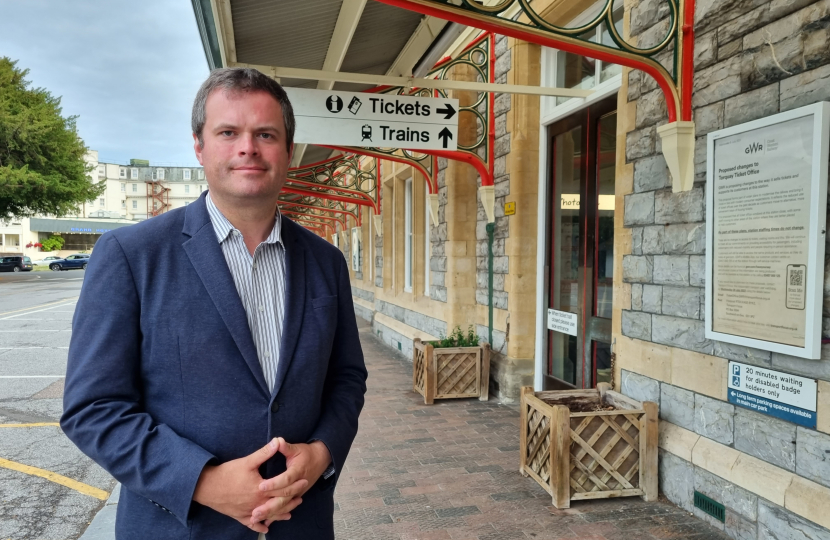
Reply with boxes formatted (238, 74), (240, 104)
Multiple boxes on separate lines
(61, 68), (368, 539)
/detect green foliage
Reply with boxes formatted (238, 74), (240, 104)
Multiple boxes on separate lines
(435, 325), (480, 349)
(0, 57), (103, 219)
(39, 235), (64, 252)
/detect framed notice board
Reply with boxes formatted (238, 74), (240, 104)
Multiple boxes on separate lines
(705, 102), (830, 359)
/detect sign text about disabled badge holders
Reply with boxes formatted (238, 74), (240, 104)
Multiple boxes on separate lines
(727, 361), (817, 428)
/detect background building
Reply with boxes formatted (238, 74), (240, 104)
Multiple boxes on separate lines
(0, 150), (206, 259)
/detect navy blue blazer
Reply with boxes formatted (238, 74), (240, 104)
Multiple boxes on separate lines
(61, 192), (367, 539)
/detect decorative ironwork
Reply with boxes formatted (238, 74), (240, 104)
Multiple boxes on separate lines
(278, 196), (362, 226)
(372, 0), (695, 123)
(284, 153), (380, 212)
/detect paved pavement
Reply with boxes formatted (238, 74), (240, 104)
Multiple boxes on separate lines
(0, 270), (116, 540)
(333, 323), (729, 540)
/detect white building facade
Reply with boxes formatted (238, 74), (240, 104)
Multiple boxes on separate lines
(0, 150), (206, 259)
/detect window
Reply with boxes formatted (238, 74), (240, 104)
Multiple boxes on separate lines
(185, 185), (190, 194)
(198, 170), (204, 179)
(121, 200), (126, 208)
(157, 169), (165, 180)
(425, 196), (430, 296)
(120, 183), (125, 192)
(183, 169), (191, 180)
(132, 184), (137, 193)
(130, 168), (138, 179)
(99, 198), (105, 207)
(119, 168), (126, 179)
(98, 165), (105, 177)
(404, 178), (413, 292)
(132, 200), (137, 209)
(544, 5), (624, 109)
(184, 201), (189, 206)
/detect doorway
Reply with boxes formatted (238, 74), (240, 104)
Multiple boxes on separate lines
(544, 96), (617, 390)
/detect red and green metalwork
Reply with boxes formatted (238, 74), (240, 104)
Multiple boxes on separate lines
(372, 0), (695, 124)
(278, 196), (362, 226)
(284, 153), (380, 213)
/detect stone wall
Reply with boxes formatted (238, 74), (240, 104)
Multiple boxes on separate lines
(475, 34), (511, 311)
(624, 368), (830, 537)
(374, 218), (383, 288)
(430, 157), (448, 302)
(621, 0), (830, 536)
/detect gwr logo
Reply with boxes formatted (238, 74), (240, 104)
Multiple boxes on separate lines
(745, 142), (763, 154)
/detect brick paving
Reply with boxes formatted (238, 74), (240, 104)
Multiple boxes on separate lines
(333, 324), (731, 540)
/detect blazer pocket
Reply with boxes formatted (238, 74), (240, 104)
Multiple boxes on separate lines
(312, 295), (338, 310)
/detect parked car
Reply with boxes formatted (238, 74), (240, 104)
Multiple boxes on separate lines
(32, 255), (62, 266)
(48, 254), (91, 271)
(0, 256), (33, 272)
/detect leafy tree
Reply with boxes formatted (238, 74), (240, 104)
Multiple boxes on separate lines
(0, 57), (103, 219)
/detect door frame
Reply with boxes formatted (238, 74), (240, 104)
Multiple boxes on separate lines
(534, 79), (621, 391)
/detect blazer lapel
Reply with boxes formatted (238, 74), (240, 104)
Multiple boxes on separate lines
(181, 196), (269, 397)
(272, 218), (305, 397)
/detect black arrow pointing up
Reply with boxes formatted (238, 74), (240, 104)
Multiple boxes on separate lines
(438, 128), (453, 149)
(436, 103), (456, 120)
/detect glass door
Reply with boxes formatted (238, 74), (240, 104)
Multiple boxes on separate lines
(545, 97), (617, 389)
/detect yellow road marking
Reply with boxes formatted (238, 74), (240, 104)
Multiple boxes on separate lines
(0, 297), (79, 317)
(0, 457), (109, 500)
(0, 423), (61, 428)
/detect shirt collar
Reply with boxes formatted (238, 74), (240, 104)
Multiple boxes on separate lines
(205, 192), (283, 246)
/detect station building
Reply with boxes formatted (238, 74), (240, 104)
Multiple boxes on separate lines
(0, 150), (206, 259)
(193, 0), (830, 536)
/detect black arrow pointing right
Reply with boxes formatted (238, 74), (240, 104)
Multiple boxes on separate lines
(438, 127), (453, 149)
(436, 103), (456, 120)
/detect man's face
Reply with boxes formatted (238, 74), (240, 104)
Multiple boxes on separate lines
(194, 89), (293, 204)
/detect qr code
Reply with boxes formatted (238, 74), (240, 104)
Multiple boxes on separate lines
(790, 268), (804, 287)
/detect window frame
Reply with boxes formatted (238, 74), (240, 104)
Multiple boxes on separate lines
(404, 178), (413, 293)
(130, 168), (138, 179)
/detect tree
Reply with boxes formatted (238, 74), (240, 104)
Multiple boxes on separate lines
(0, 57), (104, 219)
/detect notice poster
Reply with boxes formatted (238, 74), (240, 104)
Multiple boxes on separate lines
(706, 102), (829, 359)
(711, 116), (813, 346)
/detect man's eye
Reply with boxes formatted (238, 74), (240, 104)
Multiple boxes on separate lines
(259, 133), (273, 139)
(220, 130), (234, 136)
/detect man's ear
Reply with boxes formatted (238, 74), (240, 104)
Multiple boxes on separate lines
(193, 133), (204, 165)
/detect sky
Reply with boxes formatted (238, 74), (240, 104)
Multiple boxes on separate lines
(0, 0), (210, 167)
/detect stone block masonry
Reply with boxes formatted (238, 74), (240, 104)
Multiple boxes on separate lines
(622, 0), (830, 381)
(623, 367), (830, 539)
(475, 34), (511, 310)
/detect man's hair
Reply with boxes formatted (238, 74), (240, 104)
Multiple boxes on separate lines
(191, 67), (295, 150)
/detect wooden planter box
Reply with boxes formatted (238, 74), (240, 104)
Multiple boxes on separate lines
(519, 383), (658, 509)
(412, 338), (491, 404)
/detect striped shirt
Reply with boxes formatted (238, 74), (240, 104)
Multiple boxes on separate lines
(206, 193), (286, 393)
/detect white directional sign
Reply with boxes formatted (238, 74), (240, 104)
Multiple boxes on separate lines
(285, 88), (459, 151)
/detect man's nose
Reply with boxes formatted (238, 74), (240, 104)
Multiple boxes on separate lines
(237, 133), (259, 156)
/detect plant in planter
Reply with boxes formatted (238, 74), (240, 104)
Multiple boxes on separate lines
(519, 383), (658, 508)
(412, 325), (491, 405)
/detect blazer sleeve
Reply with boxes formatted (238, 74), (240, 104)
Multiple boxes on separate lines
(60, 234), (215, 527)
(308, 254), (368, 484)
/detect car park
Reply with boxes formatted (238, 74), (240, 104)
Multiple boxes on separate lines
(48, 254), (90, 271)
(0, 256), (34, 272)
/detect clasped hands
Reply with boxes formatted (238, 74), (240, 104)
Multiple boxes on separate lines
(193, 437), (331, 534)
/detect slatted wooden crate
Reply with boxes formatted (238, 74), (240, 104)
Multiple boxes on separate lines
(519, 383), (658, 508)
(413, 339), (491, 404)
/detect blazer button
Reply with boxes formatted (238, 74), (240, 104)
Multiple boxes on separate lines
(270, 402), (280, 413)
